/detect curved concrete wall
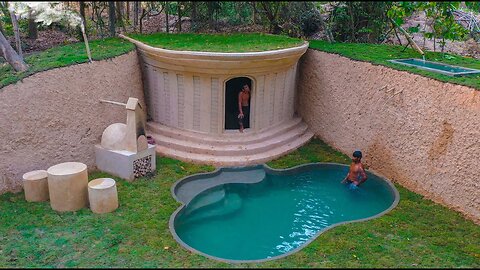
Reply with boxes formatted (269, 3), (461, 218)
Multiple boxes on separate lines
(121, 35), (308, 134)
(0, 51), (145, 194)
(297, 49), (480, 224)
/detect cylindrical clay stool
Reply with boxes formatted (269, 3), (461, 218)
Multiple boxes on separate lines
(22, 170), (49, 202)
(47, 162), (88, 212)
(88, 178), (118, 214)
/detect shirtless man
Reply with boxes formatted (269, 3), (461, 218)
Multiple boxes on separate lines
(238, 84), (251, 133)
(341, 150), (368, 187)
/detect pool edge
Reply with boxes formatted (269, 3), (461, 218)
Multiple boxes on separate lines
(168, 162), (400, 264)
(387, 58), (480, 77)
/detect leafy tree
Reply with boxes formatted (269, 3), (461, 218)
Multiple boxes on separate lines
(329, 2), (393, 43)
(414, 2), (468, 52)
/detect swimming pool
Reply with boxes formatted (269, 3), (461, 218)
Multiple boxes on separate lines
(169, 163), (399, 263)
(388, 58), (480, 77)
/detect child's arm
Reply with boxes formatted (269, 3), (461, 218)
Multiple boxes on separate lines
(341, 171), (350, 183)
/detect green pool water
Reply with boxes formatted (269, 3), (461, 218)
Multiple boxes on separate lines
(389, 58), (480, 76)
(172, 164), (397, 262)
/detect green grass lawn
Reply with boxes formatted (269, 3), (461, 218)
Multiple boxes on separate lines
(126, 32), (304, 53)
(0, 38), (134, 89)
(309, 40), (480, 90)
(2, 33), (479, 91)
(0, 138), (478, 268)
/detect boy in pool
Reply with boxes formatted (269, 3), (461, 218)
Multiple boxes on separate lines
(341, 150), (368, 189)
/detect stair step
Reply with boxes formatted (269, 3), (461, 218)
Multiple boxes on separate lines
(154, 130), (314, 166)
(149, 122), (309, 156)
(147, 117), (303, 146)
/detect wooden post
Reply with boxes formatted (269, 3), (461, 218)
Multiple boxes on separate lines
(390, 18), (424, 55)
(80, 17), (92, 63)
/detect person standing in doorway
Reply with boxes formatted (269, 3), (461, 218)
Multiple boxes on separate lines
(238, 84), (251, 133)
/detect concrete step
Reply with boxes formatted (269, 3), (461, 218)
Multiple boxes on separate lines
(146, 117), (303, 146)
(154, 130), (314, 167)
(149, 121), (309, 156)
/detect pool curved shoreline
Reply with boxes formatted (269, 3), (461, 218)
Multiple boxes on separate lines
(169, 162), (400, 264)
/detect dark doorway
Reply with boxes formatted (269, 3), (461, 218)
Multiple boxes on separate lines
(225, 77), (252, 130)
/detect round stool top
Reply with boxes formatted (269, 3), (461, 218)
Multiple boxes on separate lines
(47, 162), (87, 176)
(23, 170), (48, 181)
(88, 178), (116, 189)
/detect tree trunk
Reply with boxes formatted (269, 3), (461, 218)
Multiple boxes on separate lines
(140, 8), (145, 34)
(191, 1), (197, 31)
(94, 2), (106, 38)
(316, 9), (333, 43)
(346, 2), (356, 42)
(208, 2), (214, 29)
(177, 1), (182, 32)
(0, 16), (5, 35)
(260, 2), (281, 34)
(0, 30), (28, 72)
(28, 10), (38, 40)
(441, 38), (445, 54)
(116, 2), (126, 32)
(251, 2), (257, 25)
(79, 1), (86, 30)
(126, 1), (130, 21)
(10, 11), (22, 59)
(134, 1), (139, 29)
(109, 1), (116, 37)
(165, 1), (169, 33)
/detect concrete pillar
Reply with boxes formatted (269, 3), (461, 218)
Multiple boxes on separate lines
(88, 178), (118, 214)
(47, 162), (88, 212)
(22, 170), (49, 202)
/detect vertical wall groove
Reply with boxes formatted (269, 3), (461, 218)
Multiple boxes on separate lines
(279, 71), (287, 123)
(193, 76), (201, 130)
(144, 65), (154, 120)
(158, 70), (166, 123)
(269, 73), (277, 126)
(210, 77), (219, 133)
(163, 71), (171, 125)
(177, 74), (185, 128)
(256, 75), (265, 129)
(285, 66), (295, 119)
(151, 67), (159, 122)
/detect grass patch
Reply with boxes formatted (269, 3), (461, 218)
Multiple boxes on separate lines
(0, 138), (479, 268)
(0, 37), (135, 90)
(127, 32), (304, 52)
(308, 40), (480, 90)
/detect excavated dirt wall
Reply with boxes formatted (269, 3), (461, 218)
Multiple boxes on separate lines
(297, 49), (480, 224)
(0, 51), (145, 194)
